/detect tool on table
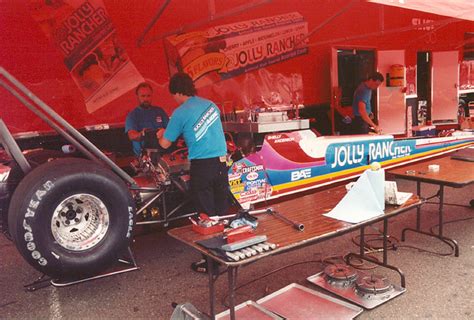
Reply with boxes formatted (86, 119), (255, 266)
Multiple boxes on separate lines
(190, 213), (225, 235)
(219, 207), (304, 231)
(268, 208), (305, 232)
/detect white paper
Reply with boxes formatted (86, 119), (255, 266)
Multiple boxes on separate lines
(385, 181), (413, 205)
(324, 169), (385, 223)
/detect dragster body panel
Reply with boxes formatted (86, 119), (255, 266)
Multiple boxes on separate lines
(229, 130), (474, 205)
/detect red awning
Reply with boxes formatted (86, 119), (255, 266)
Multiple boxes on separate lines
(368, 0), (474, 21)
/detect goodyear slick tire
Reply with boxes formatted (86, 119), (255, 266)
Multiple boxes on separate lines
(3, 149), (66, 234)
(8, 158), (135, 279)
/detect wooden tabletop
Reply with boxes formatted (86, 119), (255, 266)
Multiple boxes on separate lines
(388, 155), (474, 188)
(168, 185), (421, 266)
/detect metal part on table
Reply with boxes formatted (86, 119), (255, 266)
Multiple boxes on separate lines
(307, 263), (406, 310)
(270, 209), (305, 231)
(221, 235), (268, 251)
(223, 241), (277, 262)
(257, 283), (363, 319)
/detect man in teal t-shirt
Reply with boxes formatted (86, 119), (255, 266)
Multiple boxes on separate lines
(351, 72), (384, 134)
(157, 72), (228, 215)
(157, 72), (228, 273)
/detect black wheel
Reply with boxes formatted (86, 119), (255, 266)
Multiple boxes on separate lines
(8, 158), (135, 278)
(470, 199), (474, 208)
(2, 149), (67, 237)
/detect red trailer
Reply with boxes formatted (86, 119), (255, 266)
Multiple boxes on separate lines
(1, 0), (473, 279)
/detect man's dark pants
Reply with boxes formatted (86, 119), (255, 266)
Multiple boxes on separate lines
(190, 157), (229, 216)
(352, 116), (370, 134)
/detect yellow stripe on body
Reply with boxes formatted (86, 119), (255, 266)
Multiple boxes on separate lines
(273, 141), (473, 192)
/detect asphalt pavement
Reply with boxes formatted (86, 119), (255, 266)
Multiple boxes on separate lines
(0, 179), (473, 319)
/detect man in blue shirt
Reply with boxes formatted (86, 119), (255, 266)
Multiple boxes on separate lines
(157, 72), (228, 273)
(125, 82), (169, 156)
(352, 72), (384, 134)
(157, 72), (228, 214)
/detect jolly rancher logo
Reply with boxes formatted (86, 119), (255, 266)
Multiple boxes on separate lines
(328, 140), (412, 168)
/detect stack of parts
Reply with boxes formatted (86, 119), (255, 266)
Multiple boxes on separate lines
(223, 241), (277, 262)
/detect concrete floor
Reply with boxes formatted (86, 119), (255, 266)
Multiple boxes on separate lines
(0, 179), (473, 320)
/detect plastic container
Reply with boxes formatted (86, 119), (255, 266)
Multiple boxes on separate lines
(192, 223), (225, 235)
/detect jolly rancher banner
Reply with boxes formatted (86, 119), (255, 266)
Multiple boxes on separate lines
(164, 12), (309, 86)
(29, 0), (144, 113)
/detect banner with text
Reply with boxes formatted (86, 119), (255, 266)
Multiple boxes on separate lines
(29, 0), (144, 113)
(165, 12), (308, 87)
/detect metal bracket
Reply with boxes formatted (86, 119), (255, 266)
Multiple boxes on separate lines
(51, 247), (139, 287)
(24, 247), (139, 290)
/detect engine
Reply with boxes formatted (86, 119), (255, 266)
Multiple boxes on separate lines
(131, 148), (191, 223)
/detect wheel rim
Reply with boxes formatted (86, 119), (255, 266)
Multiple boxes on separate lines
(51, 194), (110, 251)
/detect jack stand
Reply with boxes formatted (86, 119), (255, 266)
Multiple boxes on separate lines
(51, 247), (139, 287)
(24, 247), (139, 290)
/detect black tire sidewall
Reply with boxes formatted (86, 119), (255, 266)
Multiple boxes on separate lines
(8, 158), (135, 278)
(4, 149), (66, 234)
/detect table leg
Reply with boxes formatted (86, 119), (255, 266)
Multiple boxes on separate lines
(347, 219), (406, 288)
(436, 185), (459, 256)
(401, 184), (459, 257)
(383, 218), (388, 265)
(438, 185), (444, 237)
(207, 257), (216, 319)
(228, 266), (238, 320)
(416, 181), (421, 231)
(403, 181), (421, 242)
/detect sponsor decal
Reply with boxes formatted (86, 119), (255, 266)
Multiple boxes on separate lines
(241, 165), (264, 174)
(291, 168), (311, 181)
(412, 18), (435, 31)
(267, 134), (282, 140)
(246, 172), (259, 181)
(231, 162), (246, 173)
(267, 134), (295, 143)
(274, 137), (295, 143)
(229, 178), (242, 186)
(228, 173), (242, 181)
(329, 141), (412, 168)
(239, 190), (259, 202)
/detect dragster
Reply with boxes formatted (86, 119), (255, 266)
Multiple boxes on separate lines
(1, 66), (473, 280)
(229, 130), (474, 206)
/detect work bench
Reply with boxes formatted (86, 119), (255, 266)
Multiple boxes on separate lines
(168, 184), (422, 319)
